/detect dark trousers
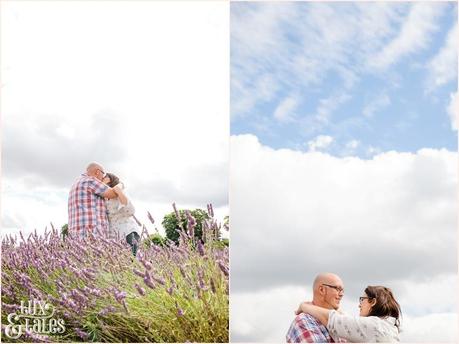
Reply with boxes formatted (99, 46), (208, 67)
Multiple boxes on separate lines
(126, 231), (140, 257)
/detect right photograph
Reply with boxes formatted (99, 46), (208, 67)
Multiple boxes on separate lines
(230, 2), (457, 343)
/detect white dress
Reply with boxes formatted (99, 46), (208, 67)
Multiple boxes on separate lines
(106, 196), (140, 239)
(328, 310), (400, 343)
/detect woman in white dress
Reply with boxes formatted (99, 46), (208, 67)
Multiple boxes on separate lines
(296, 285), (401, 343)
(103, 173), (141, 256)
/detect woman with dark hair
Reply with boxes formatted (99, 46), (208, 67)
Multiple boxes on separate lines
(296, 285), (401, 342)
(102, 172), (141, 256)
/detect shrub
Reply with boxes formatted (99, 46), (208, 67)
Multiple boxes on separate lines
(1, 205), (229, 343)
(143, 233), (167, 248)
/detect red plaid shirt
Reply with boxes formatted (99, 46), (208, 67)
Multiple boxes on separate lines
(286, 313), (346, 343)
(68, 174), (109, 238)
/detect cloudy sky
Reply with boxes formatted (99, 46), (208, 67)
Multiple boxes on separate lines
(1, 1), (229, 238)
(230, 2), (457, 343)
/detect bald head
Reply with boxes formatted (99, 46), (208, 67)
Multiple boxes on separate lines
(312, 272), (344, 310)
(86, 162), (105, 181)
(313, 273), (342, 291)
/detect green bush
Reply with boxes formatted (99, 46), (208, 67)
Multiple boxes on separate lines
(162, 209), (210, 244)
(143, 233), (167, 248)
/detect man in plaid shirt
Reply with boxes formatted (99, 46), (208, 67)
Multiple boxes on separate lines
(68, 162), (117, 239)
(286, 273), (346, 343)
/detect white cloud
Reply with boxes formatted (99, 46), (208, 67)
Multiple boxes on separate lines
(273, 96), (298, 122)
(369, 2), (446, 70)
(367, 145), (382, 157)
(447, 91), (458, 131)
(426, 22), (458, 90)
(400, 313), (458, 342)
(1, 1), (229, 237)
(230, 134), (457, 342)
(307, 135), (334, 152)
(339, 139), (361, 156)
(230, 3), (295, 118)
(231, 2), (436, 124)
(362, 93), (391, 117)
(315, 93), (351, 123)
(231, 286), (307, 342)
(231, 279), (458, 343)
(346, 140), (360, 150)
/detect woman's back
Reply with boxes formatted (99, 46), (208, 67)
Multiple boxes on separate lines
(106, 198), (139, 238)
(328, 310), (400, 342)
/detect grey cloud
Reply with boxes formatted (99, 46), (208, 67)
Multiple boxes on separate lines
(231, 232), (457, 296)
(128, 162), (228, 208)
(2, 110), (128, 188)
(230, 136), (457, 302)
(1, 213), (25, 229)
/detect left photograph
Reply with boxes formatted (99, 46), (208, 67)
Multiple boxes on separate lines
(1, 1), (229, 342)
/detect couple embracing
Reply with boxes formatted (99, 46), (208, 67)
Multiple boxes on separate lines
(286, 273), (402, 343)
(67, 162), (141, 256)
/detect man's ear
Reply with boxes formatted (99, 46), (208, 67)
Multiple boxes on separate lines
(317, 285), (324, 295)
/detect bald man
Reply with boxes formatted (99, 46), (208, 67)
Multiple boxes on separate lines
(286, 273), (345, 343)
(68, 162), (117, 239)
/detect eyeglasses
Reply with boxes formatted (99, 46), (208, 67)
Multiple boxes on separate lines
(322, 284), (344, 293)
(359, 296), (372, 304)
(97, 169), (106, 177)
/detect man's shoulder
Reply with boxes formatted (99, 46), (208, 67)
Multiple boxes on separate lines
(294, 313), (322, 327)
(76, 174), (106, 187)
(73, 174), (92, 184)
(286, 313), (331, 343)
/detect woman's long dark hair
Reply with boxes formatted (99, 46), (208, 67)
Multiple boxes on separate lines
(105, 172), (120, 188)
(365, 286), (402, 330)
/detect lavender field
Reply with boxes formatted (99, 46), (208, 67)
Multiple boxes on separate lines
(1, 207), (229, 343)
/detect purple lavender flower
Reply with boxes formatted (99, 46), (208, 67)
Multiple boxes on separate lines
(75, 328), (89, 340)
(197, 270), (207, 290)
(24, 329), (51, 343)
(207, 204), (214, 217)
(217, 261), (229, 277)
(83, 286), (102, 297)
(167, 285), (174, 295)
(141, 260), (153, 270)
(185, 210), (196, 238)
(113, 289), (127, 304)
(175, 301), (184, 317)
(147, 211), (155, 225)
(172, 203), (181, 222)
(135, 283), (146, 296)
(82, 269), (96, 280)
(132, 214), (142, 227)
(197, 240), (205, 256)
(152, 274), (166, 286)
(143, 276), (156, 289)
(133, 268), (146, 278)
(98, 306), (116, 316)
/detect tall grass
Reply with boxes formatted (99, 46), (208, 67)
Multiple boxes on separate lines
(1, 205), (229, 343)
